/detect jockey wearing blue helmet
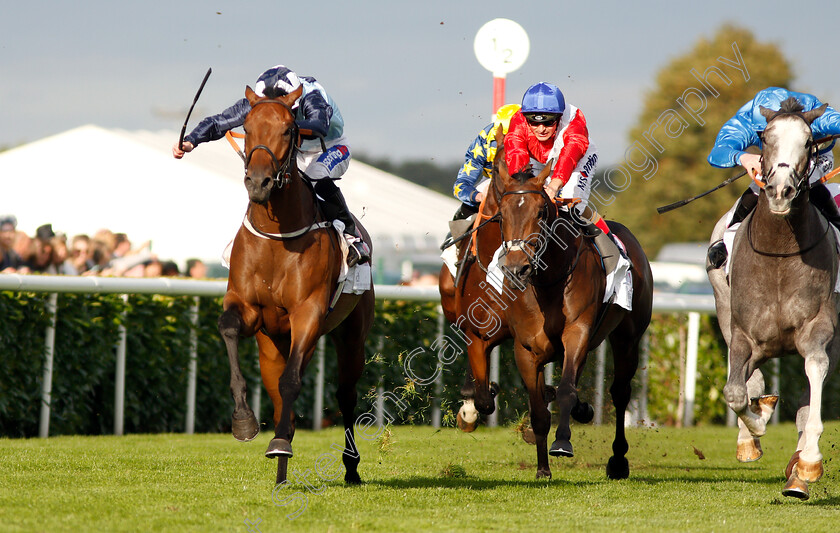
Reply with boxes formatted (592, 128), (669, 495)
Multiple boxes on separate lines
(521, 82), (566, 116)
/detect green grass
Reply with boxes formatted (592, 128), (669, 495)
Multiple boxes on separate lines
(1, 422), (840, 532)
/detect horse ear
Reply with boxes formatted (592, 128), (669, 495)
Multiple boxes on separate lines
(245, 86), (259, 106)
(281, 85), (304, 107)
(802, 103), (828, 125)
(759, 105), (777, 122)
(536, 159), (554, 182)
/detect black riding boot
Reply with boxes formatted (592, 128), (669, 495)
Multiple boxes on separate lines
(314, 179), (370, 267)
(441, 203), (479, 250)
(809, 183), (840, 230)
(708, 188), (759, 269)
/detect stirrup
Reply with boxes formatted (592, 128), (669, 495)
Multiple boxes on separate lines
(707, 240), (727, 269)
(346, 240), (370, 268)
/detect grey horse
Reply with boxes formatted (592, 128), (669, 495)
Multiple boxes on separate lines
(707, 98), (840, 500)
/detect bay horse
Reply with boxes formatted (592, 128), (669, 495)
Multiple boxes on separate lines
(708, 98), (840, 499)
(219, 85), (374, 485)
(441, 129), (653, 479)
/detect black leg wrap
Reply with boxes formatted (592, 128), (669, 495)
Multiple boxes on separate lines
(729, 188), (758, 228)
(453, 203), (478, 221)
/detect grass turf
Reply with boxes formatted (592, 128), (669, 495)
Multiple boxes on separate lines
(1, 422), (839, 532)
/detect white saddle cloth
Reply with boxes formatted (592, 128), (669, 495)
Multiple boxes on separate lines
(222, 219), (371, 295)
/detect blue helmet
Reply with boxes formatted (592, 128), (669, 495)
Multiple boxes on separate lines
(521, 82), (565, 115)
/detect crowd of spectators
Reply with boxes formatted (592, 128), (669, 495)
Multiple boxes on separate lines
(0, 215), (208, 278)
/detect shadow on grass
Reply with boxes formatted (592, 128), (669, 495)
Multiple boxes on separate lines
(362, 475), (595, 490)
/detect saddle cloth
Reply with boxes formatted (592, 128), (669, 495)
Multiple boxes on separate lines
(441, 235), (633, 311)
(222, 219), (371, 295)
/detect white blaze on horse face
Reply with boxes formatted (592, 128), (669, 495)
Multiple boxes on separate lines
(518, 196), (525, 208)
(763, 116), (811, 211)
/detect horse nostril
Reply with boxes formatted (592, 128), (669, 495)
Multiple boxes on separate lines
(783, 186), (795, 199)
(517, 264), (532, 279)
(261, 177), (271, 189)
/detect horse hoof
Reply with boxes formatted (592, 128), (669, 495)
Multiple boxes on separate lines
(571, 401), (595, 424)
(456, 411), (479, 433)
(344, 471), (362, 485)
(549, 440), (574, 457)
(782, 473), (810, 500)
(785, 451), (801, 480)
(231, 411), (259, 442)
(521, 428), (537, 445)
(736, 438), (763, 462)
(795, 458), (824, 483)
(266, 438), (293, 458)
(536, 468), (552, 480)
(606, 456), (629, 480)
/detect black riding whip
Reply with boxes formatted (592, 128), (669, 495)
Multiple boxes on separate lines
(656, 170), (747, 214)
(178, 67), (212, 150)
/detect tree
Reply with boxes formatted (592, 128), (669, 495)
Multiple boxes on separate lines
(593, 25), (793, 257)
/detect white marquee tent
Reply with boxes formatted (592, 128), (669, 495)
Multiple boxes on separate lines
(0, 125), (459, 280)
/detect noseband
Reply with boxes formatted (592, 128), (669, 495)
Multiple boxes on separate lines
(498, 188), (555, 257)
(755, 115), (818, 197)
(244, 99), (299, 189)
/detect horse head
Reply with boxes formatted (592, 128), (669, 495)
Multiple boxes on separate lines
(758, 97), (827, 215)
(492, 130), (554, 286)
(242, 84), (304, 204)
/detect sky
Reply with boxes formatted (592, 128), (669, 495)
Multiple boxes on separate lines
(2, 1), (840, 169)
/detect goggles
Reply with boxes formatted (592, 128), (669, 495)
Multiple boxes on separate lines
(525, 114), (560, 126)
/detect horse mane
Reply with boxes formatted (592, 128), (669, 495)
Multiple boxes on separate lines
(511, 170), (535, 184)
(262, 86), (290, 99)
(778, 96), (805, 115)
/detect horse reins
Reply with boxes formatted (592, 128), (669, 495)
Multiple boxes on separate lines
(243, 99), (333, 242)
(747, 114), (831, 258)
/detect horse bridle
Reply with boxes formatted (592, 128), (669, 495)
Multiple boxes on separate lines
(496, 187), (581, 288)
(244, 99), (299, 189)
(755, 114), (819, 197)
(749, 114), (828, 258)
(498, 189), (554, 257)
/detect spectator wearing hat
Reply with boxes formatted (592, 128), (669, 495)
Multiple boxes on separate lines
(0, 215), (25, 273)
(28, 224), (60, 274)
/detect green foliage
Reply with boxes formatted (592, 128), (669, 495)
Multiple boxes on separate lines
(5, 289), (839, 438)
(645, 314), (729, 426)
(601, 25), (794, 256)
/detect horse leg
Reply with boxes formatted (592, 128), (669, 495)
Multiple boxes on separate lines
(267, 307), (323, 466)
(255, 333), (298, 484)
(218, 305), (259, 441)
(514, 342), (552, 479)
(456, 366), (480, 433)
(328, 300), (371, 485)
(464, 332), (497, 416)
(550, 329), (588, 458)
(723, 329), (767, 438)
(605, 329), (641, 480)
(736, 369), (768, 462)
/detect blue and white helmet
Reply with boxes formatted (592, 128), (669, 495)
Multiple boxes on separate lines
(254, 65), (302, 97)
(521, 82), (566, 116)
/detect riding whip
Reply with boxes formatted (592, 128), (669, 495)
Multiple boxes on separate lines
(656, 170), (747, 214)
(178, 67), (212, 150)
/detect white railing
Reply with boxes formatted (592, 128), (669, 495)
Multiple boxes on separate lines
(0, 274), (716, 436)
